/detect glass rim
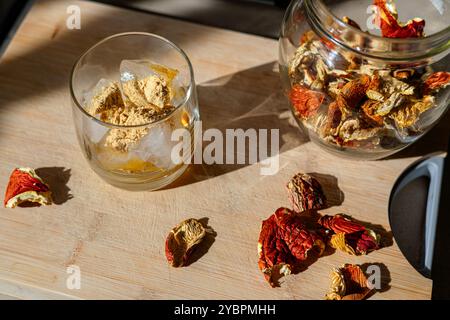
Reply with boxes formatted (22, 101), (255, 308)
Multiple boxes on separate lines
(70, 32), (195, 129)
(304, 0), (450, 61)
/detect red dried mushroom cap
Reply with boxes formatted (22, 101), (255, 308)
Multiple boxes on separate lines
(4, 168), (52, 208)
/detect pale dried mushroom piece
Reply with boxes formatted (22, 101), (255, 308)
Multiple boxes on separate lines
(286, 173), (327, 213)
(366, 90), (385, 102)
(289, 42), (314, 79)
(364, 74), (415, 114)
(389, 96), (435, 129)
(4, 168), (52, 208)
(288, 40), (331, 90)
(338, 118), (382, 142)
(327, 79), (347, 98)
(374, 92), (405, 116)
(104, 108), (152, 146)
(380, 74), (415, 97)
(357, 64), (389, 77)
(325, 264), (373, 300)
(165, 218), (213, 267)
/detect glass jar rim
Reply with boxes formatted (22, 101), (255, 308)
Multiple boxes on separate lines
(70, 32), (195, 129)
(304, 0), (450, 61)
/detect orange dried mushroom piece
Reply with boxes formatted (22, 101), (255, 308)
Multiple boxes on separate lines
(165, 218), (212, 267)
(361, 100), (384, 126)
(374, 0), (425, 38)
(326, 264), (373, 300)
(289, 85), (326, 119)
(4, 168), (52, 208)
(337, 74), (371, 110)
(325, 101), (344, 133)
(423, 72), (450, 95)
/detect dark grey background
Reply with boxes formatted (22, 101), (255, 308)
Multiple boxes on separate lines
(0, 0), (288, 54)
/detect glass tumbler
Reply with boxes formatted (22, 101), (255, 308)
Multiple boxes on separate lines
(70, 33), (199, 190)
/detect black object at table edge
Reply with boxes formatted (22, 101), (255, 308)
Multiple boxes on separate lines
(0, 0), (33, 57)
(432, 137), (450, 300)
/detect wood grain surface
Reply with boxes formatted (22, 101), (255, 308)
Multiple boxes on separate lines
(0, 0), (448, 300)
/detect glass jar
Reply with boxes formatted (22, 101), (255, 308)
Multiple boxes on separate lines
(70, 33), (199, 190)
(279, 0), (450, 160)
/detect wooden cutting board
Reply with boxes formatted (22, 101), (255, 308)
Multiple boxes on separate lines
(0, 0), (448, 300)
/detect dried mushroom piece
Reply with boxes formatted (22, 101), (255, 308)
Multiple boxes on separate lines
(325, 102), (345, 137)
(286, 173), (327, 213)
(338, 118), (382, 143)
(337, 75), (371, 110)
(361, 100), (384, 126)
(381, 75), (415, 97)
(423, 72), (450, 95)
(327, 79), (347, 98)
(374, 0), (425, 38)
(326, 264), (373, 300)
(389, 96), (435, 129)
(258, 208), (325, 287)
(289, 40), (331, 90)
(374, 92), (405, 116)
(165, 218), (212, 267)
(289, 85), (326, 120)
(319, 214), (380, 255)
(393, 69), (415, 81)
(366, 90), (384, 102)
(4, 168), (52, 208)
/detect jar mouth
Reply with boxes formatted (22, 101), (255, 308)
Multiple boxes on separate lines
(70, 32), (195, 129)
(306, 0), (450, 62)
